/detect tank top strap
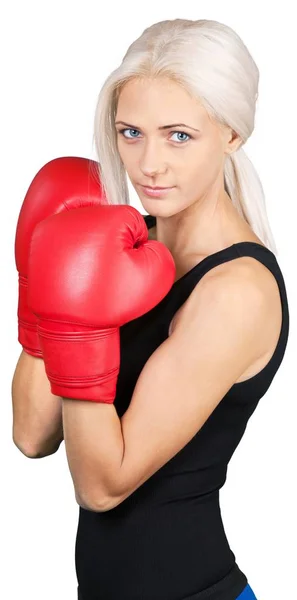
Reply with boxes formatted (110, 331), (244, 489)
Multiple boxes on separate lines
(143, 214), (156, 230)
(143, 214), (290, 378)
(166, 241), (283, 308)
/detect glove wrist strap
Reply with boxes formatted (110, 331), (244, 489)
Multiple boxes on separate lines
(38, 322), (120, 403)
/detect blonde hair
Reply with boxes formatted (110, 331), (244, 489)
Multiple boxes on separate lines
(93, 18), (278, 254)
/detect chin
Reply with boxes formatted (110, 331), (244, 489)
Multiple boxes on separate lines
(140, 204), (171, 217)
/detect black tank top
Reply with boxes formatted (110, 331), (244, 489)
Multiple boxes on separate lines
(76, 214), (290, 600)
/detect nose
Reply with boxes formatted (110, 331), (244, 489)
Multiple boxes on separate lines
(139, 140), (167, 177)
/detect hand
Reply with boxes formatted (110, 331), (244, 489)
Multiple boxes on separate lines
(27, 204), (176, 402)
(15, 156), (106, 356)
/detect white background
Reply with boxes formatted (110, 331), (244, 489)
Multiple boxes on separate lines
(1, 1), (296, 599)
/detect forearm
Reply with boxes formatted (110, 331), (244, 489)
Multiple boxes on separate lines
(12, 350), (64, 457)
(62, 399), (124, 510)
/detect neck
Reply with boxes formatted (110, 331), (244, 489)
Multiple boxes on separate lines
(153, 191), (248, 259)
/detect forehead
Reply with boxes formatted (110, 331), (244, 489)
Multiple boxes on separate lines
(116, 78), (208, 124)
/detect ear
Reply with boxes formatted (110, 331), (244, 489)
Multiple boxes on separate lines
(225, 128), (242, 155)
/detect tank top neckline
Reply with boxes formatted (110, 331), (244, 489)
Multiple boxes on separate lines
(171, 241), (275, 288)
(143, 214), (275, 288)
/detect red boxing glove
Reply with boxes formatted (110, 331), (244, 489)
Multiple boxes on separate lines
(15, 156), (106, 357)
(28, 205), (176, 403)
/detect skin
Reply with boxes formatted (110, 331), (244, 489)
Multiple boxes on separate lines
(13, 77), (282, 518)
(114, 75), (281, 376)
(115, 76), (264, 279)
(60, 80), (282, 512)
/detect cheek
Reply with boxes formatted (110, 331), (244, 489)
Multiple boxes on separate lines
(116, 145), (132, 173)
(190, 142), (222, 183)
(116, 140), (137, 169)
(181, 158), (218, 201)
(116, 137), (125, 159)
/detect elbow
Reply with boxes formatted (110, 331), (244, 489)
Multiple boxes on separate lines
(13, 436), (40, 458)
(12, 435), (59, 459)
(75, 488), (116, 513)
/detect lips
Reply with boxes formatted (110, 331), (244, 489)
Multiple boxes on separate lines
(140, 185), (172, 190)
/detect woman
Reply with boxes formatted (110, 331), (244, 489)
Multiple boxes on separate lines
(13, 18), (290, 600)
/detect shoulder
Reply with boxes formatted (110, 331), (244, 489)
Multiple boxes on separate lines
(185, 259), (266, 326)
(173, 255), (281, 361)
(192, 252), (279, 309)
(204, 256), (278, 298)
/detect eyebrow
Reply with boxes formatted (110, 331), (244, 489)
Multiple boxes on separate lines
(115, 120), (201, 132)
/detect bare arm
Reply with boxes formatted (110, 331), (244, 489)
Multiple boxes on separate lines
(12, 350), (64, 458)
(61, 262), (273, 512)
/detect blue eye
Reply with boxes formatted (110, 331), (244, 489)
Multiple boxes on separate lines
(119, 128), (140, 139)
(171, 131), (191, 143)
(117, 128), (191, 144)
